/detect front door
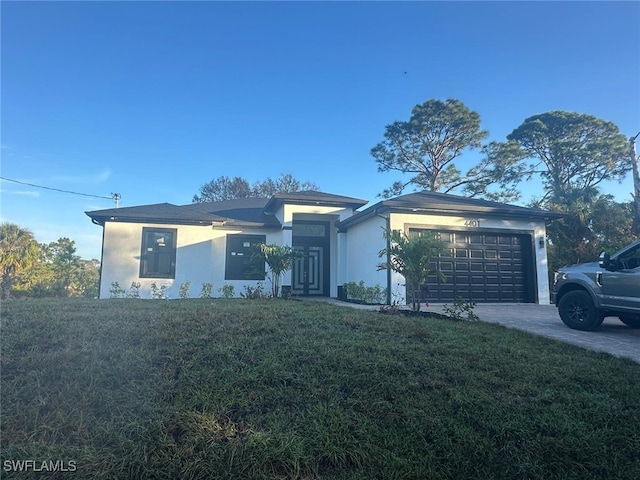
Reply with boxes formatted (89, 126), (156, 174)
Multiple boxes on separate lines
(291, 221), (330, 296)
(293, 245), (325, 295)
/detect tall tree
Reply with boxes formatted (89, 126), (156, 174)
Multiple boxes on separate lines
(71, 259), (100, 298)
(0, 223), (40, 298)
(545, 193), (637, 279)
(506, 111), (629, 207)
(193, 173), (319, 203)
(47, 237), (82, 297)
(371, 98), (488, 198)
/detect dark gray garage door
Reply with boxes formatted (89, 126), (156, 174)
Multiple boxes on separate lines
(410, 229), (535, 303)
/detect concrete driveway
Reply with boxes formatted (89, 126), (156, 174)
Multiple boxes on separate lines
(313, 299), (640, 364)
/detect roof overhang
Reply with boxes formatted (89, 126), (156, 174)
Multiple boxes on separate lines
(337, 200), (567, 232)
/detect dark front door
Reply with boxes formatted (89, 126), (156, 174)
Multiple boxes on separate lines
(292, 221), (330, 296)
(293, 245), (325, 295)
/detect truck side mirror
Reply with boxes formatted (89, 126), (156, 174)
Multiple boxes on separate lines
(599, 252), (611, 270)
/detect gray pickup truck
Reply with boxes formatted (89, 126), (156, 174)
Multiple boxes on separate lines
(552, 239), (640, 330)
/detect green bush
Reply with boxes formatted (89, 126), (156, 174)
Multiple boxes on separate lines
(240, 282), (267, 299)
(218, 284), (235, 298)
(109, 282), (125, 298)
(200, 283), (213, 298)
(150, 282), (169, 300)
(179, 281), (190, 299)
(127, 281), (141, 299)
(443, 297), (479, 321)
(343, 281), (386, 304)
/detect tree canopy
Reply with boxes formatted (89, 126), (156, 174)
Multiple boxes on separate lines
(506, 111), (629, 207)
(193, 173), (319, 203)
(0, 223), (40, 298)
(372, 102), (637, 280)
(371, 98), (488, 198)
(0, 224), (99, 298)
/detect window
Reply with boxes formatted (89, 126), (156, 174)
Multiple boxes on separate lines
(140, 228), (177, 278)
(618, 245), (640, 270)
(225, 234), (266, 280)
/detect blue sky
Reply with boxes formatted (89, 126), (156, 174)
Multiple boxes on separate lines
(2, 1), (639, 260)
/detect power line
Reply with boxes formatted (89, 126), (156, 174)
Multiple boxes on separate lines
(0, 176), (115, 201)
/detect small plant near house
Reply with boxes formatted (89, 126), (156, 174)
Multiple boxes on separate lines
(179, 281), (190, 299)
(109, 282), (125, 298)
(200, 283), (213, 298)
(218, 284), (235, 298)
(253, 244), (302, 298)
(343, 281), (386, 304)
(240, 282), (267, 299)
(150, 282), (169, 300)
(443, 297), (480, 322)
(379, 284), (405, 315)
(127, 281), (141, 299)
(378, 229), (446, 312)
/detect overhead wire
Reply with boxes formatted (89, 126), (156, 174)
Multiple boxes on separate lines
(0, 176), (114, 200)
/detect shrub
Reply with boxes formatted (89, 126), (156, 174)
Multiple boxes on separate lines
(179, 281), (190, 299)
(343, 281), (386, 304)
(109, 282), (125, 298)
(443, 297), (479, 322)
(219, 284), (235, 298)
(127, 282), (141, 299)
(240, 282), (267, 299)
(150, 282), (169, 300)
(200, 283), (213, 299)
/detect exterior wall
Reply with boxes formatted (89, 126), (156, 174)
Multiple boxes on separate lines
(388, 213), (551, 304)
(281, 204), (354, 226)
(99, 221), (278, 299)
(342, 215), (388, 292)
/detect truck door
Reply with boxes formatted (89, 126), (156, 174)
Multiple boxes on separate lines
(600, 244), (640, 311)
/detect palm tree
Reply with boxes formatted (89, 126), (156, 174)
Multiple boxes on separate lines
(0, 223), (41, 298)
(378, 229), (446, 312)
(255, 244), (302, 298)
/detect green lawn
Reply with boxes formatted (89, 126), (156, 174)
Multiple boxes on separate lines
(1, 298), (639, 479)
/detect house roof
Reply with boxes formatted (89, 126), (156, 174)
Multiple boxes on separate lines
(182, 197), (281, 228)
(86, 191), (366, 228)
(86, 203), (228, 226)
(337, 190), (565, 231)
(263, 190), (368, 213)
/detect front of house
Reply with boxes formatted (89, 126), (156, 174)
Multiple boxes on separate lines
(86, 190), (562, 304)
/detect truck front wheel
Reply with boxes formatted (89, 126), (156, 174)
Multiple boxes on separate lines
(558, 290), (604, 331)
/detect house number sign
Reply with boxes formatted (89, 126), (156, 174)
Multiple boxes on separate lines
(464, 219), (480, 227)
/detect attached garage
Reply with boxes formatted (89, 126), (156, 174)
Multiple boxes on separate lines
(411, 229), (535, 303)
(338, 191), (564, 305)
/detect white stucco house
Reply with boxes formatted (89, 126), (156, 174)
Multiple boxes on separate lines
(86, 190), (563, 304)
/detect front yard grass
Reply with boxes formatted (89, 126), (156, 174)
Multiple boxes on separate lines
(1, 298), (639, 479)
